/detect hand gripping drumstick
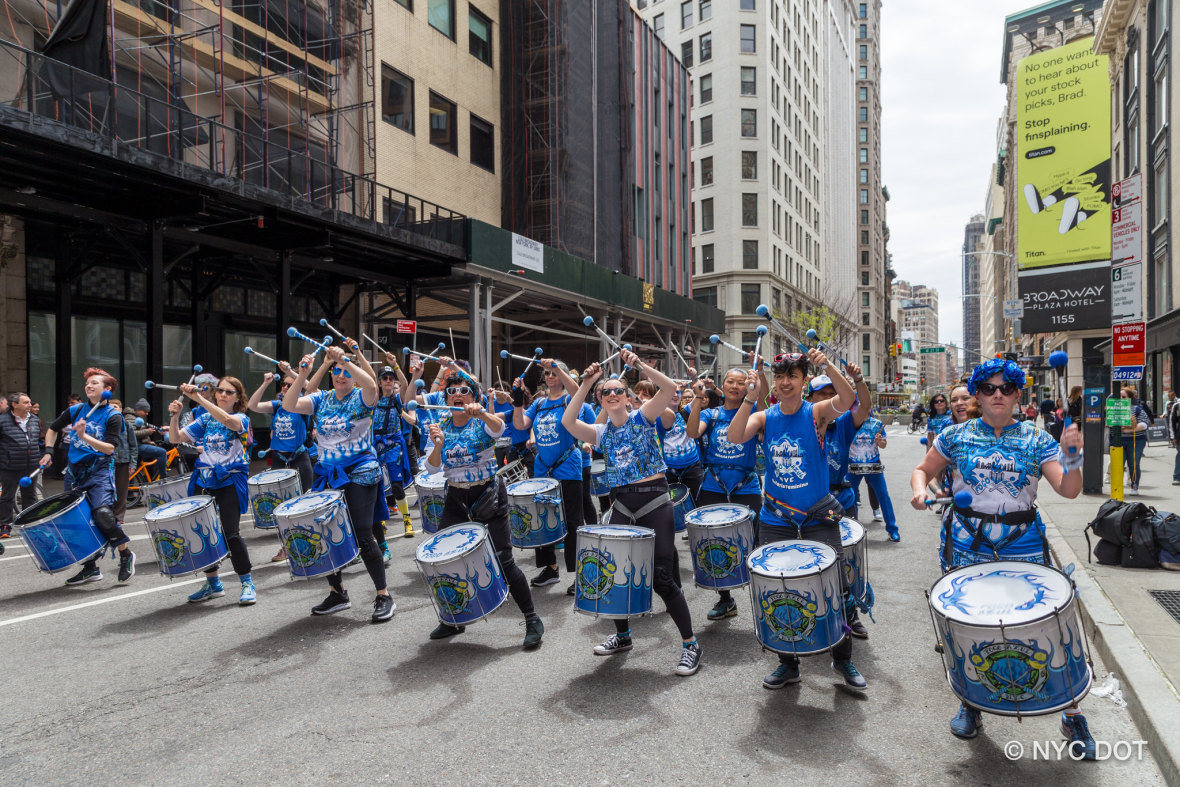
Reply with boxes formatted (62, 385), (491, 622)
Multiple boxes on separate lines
(19, 466), (44, 487)
(925, 490), (973, 509)
(287, 327), (333, 367)
(749, 325), (768, 385)
(404, 400), (465, 413)
(754, 305), (810, 353)
(582, 315), (625, 352)
(404, 346), (477, 384)
(599, 344), (632, 367)
(805, 329), (850, 368)
(1048, 350), (1078, 455)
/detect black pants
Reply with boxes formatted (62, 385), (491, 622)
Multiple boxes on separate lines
(441, 479), (534, 618)
(272, 451), (314, 494)
(195, 483), (252, 577)
(580, 466), (597, 526)
(329, 481), (387, 592)
(665, 463), (704, 501)
(759, 518), (852, 665)
(536, 477), (585, 572)
(697, 489), (762, 602)
(0, 469), (36, 526)
(607, 480), (694, 639)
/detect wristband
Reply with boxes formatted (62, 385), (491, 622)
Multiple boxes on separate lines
(742, 398), (756, 407)
(1061, 452), (1084, 474)
(43, 448), (54, 455)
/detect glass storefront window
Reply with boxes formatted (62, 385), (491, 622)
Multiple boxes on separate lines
(28, 312), (55, 409)
(225, 330), (279, 429)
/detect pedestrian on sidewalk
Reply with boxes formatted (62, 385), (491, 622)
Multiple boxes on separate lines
(0, 392), (44, 537)
(1119, 387), (1149, 494)
(1169, 390), (1180, 486)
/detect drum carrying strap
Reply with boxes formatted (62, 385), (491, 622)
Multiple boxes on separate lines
(706, 465), (758, 503)
(607, 488), (672, 525)
(453, 479), (502, 523)
(951, 504), (1048, 563)
(536, 444), (578, 479)
(763, 491), (843, 537)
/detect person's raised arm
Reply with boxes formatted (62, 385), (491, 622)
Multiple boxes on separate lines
(727, 370), (766, 445)
(383, 350), (410, 391)
(808, 350), (853, 422)
(512, 378), (534, 431)
(561, 364), (602, 444)
(248, 373), (277, 415)
(306, 353), (333, 392)
(627, 350), (675, 424)
(846, 363), (871, 428)
(282, 354), (318, 415)
(685, 379), (707, 438)
(178, 383), (244, 433)
(328, 346), (377, 407)
(1039, 424), (1083, 499)
(342, 336), (377, 385)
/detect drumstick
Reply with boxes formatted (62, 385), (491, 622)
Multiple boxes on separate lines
(404, 400), (464, 413)
(18, 466), (44, 487)
(287, 327), (333, 367)
(244, 347), (297, 379)
(319, 318), (347, 342)
(144, 380), (179, 391)
(186, 364), (203, 386)
(583, 315), (625, 352)
(362, 332), (388, 355)
(749, 325), (767, 390)
(403, 346), (476, 384)
(709, 334), (745, 356)
(805, 329), (850, 367)
(599, 344), (631, 367)
(500, 349), (540, 364)
(754, 304), (810, 353)
(667, 335), (692, 376)
(516, 348), (543, 381)
(925, 491), (973, 508)
(1048, 350), (1077, 455)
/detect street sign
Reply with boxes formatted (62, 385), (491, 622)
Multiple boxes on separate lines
(1002, 299), (1024, 319)
(1084, 388), (1103, 422)
(918, 346), (945, 354)
(1106, 397), (1133, 427)
(396, 319), (417, 334)
(1111, 262), (1143, 324)
(1112, 322), (1146, 367)
(1147, 423), (1170, 442)
(1112, 366), (1144, 381)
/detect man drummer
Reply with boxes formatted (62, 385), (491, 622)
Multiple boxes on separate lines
(40, 369), (136, 585)
(909, 358), (1094, 756)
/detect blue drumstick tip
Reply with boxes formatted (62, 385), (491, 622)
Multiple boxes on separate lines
(1048, 350), (1069, 369)
(286, 327), (297, 337)
(534, 347), (543, 356)
(755, 304), (770, 317)
(405, 400), (419, 411)
(319, 318), (328, 326)
(499, 350), (509, 359)
(19, 476), (31, 487)
(402, 347), (411, 355)
(806, 329), (818, 339)
(953, 491), (973, 507)
(323, 336), (333, 345)
(920, 437), (928, 445)
(756, 325), (768, 336)
(582, 316), (594, 327)
(244, 346), (253, 354)
(144, 381), (154, 388)
(709, 334), (720, 344)
(623, 344), (633, 351)
(101, 391), (112, 400)
(135, 417), (145, 427)
(437, 342), (446, 350)
(193, 364), (203, 372)
(415, 379), (425, 389)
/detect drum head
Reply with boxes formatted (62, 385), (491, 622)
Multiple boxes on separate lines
(685, 503), (751, 527)
(668, 484), (690, 503)
(507, 478), (559, 496)
(415, 471), (447, 490)
(929, 561), (1074, 626)
(13, 490), (86, 526)
(579, 524), (654, 540)
(748, 540), (836, 578)
(417, 523), (488, 563)
(274, 490), (343, 517)
(839, 518), (865, 547)
(144, 495), (214, 522)
(249, 469), (298, 486)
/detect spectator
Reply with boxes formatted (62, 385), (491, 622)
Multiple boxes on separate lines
(109, 399), (138, 523)
(31, 401), (46, 502)
(133, 398), (169, 481)
(1170, 392), (1180, 486)
(1039, 394), (1056, 428)
(1068, 386), (1083, 423)
(1164, 389), (1178, 443)
(1120, 387), (1149, 494)
(0, 392), (45, 536)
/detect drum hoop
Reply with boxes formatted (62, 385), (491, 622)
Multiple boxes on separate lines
(249, 469), (298, 486)
(928, 562), (1075, 626)
(13, 490), (89, 528)
(143, 494), (216, 522)
(929, 598), (1079, 630)
(577, 525), (656, 540)
(506, 478), (559, 495)
(416, 523), (490, 563)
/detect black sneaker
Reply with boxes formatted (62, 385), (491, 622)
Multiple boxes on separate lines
(707, 597), (738, 620)
(565, 582), (576, 597)
(833, 659), (868, 690)
(530, 566), (560, 587)
(523, 616), (544, 648)
(675, 642), (702, 676)
(65, 565), (103, 585)
(430, 622), (466, 640)
(117, 550), (136, 583)
(849, 612), (868, 639)
(593, 633), (633, 655)
(371, 594), (396, 623)
(763, 661), (801, 689)
(311, 589), (350, 615)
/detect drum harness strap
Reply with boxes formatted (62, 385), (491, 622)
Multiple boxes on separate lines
(763, 491), (843, 538)
(605, 484), (672, 525)
(536, 444), (579, 480)
(950, 504), (1048, 564)
(705, 464), (758, 503)
(448, 477), (502, 522)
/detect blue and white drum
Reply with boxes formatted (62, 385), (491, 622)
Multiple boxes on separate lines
(247, 469), (302, 529)
(669, 483), (694, 533)
(929, 561), (1092, 716)
(415, 523), (508, 626)
(589, 460), (609, 497)
(574, 524), (655, 619)
(839, 518), (870, 609)
(747, 540), (846, 656)
(685, 504), (755, 590)
(507, 478), (566, 549)
(415, 470), (447, 535)
(143, 496), (228, 577)
(14, 491), (104, 574)
(273, 491), (359, 578)
(142, 473), (191, 510)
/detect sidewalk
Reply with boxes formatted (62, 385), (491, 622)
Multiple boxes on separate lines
(1039, 441), (1180, 786)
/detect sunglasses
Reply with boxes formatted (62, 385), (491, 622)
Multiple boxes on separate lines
(214, 387), (237, 396)
(330, 368), (352, 378)
(601, 386), (627, 396)
(977, 382), (1018, 397)
(774, 352), (805, 362)
(932, 398), (947, 404)
(446, 385), (473, 396)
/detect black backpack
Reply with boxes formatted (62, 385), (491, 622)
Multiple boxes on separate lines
(1151, 510), (1180, 555)
(1085, 499), (1150, 547)
(1084, 498), (1165, 569)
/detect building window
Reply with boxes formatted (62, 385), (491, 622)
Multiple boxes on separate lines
(701, 198), (714, 231)
(860, 209), (869, 223)
(861, 271), (869, 285)
(740, 108), (756, 137)
(429, 91), (457, 154)
(699, 73), (713, 103)
(681, 0), (692, 28)
(859, 3), (866, 18)
(743, 239), (758, 269)
(393, 0), (410, 7)
(700, 31), (712, 62)
(694, 285), (717, 307)
(861, 229), (869, 244)
(741, 66), (756, 95)
(859, 65), (867, 79)
(859, 189), (868, 204)
(740, 24), (756, 53)
(859, 147), (868, 163)
(1154, 69), (1168, 134)
(700, 114), (713, 144)
(701, 243), (715, 272)
(654, 13), (664, 39)
(469, 6), (492, 64)
(859, 127), (868, 142)
(742, 193), (757, 226)
(861, 250), (869, 265)
(470, 114), (494, 171)
(858, 107), (868, 122)
(859, 44), (867, 60)
(858, 24), (867, 38)
(699, 0), (711, 21)
(862, 312), (870, 326)
(861, 292), (870, 306)
(740, 0), (755, 8)
(742, 150), (757, 179)
(381, 64), (413, 133)
(862, 333), (871, 350)
(858, 86), (868, 102)
(700, 156), (714, 185)
(1154, 156), (1169, 224)
(741, 283), (761, 313)
(428, 0), (454, 38)
(860, 168), (868, 184)
(681, 40), (693, 67)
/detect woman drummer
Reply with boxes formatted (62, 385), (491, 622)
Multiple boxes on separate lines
(423, 373), (544, 648)
(373, 365), (417, 549)
(559, 351), (702, 677)
(168, 376), (256, 605)
(727, 350), (868, 692)
(909, 358), (1093, 753)
(686, 368), (765, 621)
(925, 391), (952, 449)
(282, 345), (395, 624)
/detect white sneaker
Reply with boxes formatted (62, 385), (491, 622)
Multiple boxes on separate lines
(872, 509), (883, 522)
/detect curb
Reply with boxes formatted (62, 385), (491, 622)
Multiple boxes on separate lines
(1041, 511), (1180, 784)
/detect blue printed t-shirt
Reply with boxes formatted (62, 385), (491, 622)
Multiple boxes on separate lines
(309, 388), (375, 468)
(55, 402), (122, 469)
(526, 395), (582, 480)
(698, 405), (761, 496)
(268, 400), (308, 453)
(592, 410), (666, 489)
(661, 409), (701, 469)
(495, 398), (529, 445)
(182, 411), (249, 488)
(761, 401), (829, 527)
(418, 390), (446, 452)
(824, 410), (857, 486)
(928, 413), (953, 437)
(934, 418), (1062, 565)
(849, 416), (885, 467)
(426, 415), (505, 484)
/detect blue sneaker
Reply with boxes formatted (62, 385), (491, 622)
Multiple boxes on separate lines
(1061, 712), (1096, 760)
(188, 578), (224, 603)
(238, 576), (257, 606)
(832, 659), (868, 690)
(950, 704), (982, 738)
(763, 660), (801, 689)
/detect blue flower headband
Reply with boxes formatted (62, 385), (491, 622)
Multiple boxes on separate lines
(967, 359), (1025, 395)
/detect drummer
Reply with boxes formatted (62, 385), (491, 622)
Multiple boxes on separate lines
(560, 351), (702, 677)
(168, 376), (256, 606)
(686, 368), (766, 621)
(909, 358), (1093, 754)
(282, 345), (395, 624)
(423, 373), (544, 648)
(925, 392), (952, 451)
(727, 351), (868, 691)
(248, 369), (314, 563)
(932, 382), (979, 569)
(40, 368), (136, 586)
(848, 410), (899, 542)
(512, 360), (590, 591)
(373, 365), (416, 549)
(806, 369), (872, 518)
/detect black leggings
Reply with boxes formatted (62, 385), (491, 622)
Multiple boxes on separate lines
(328, 481), (387, 592)
(195, 483), (252, 577)
(607, 480), (694, 640)
(665, 463), (704, 501)
(581, 466), (597, 525)
(536, 477), (585, 572)
(855, 481), (880, 511)
(272, 451), (314, 494)
(697, 489), (762, 602)
(441, 479), (535, 618)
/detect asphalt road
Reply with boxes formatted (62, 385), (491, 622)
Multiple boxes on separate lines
(0, 432), (1165, 785)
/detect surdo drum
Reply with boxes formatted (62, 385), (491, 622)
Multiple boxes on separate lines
(247, 468), (302, 529)
(272, 491), (360, 578)
(415, 523), (508, 626)
(506, 478), (566, 549)
(414, 470), (447, 535)
(684, 504), (755, 590)
(574, 525), (655, 618)
(14, 491), (104, 574)
(143, 496), (229, 577)
(747, 540), (846, 656)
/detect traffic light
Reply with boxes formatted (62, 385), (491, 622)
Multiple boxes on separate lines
(921, 376), (926, 385)
(889, 344), (896, 357)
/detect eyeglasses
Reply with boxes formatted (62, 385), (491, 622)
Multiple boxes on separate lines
(330, 368), (352, 378)
(601, 386), (627, 396)
(543, 371), (559, 377)
(214, 387), (237, 396)
(977, 382), (1018, 397)
(774, 352), (804, 362)
(446, 385), (473, 396)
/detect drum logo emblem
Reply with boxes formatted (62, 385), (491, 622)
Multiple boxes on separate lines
(153, 529), (188, 568)
(759, 589), (818, 642)
(576, 548), (617, 600)
(695, 538), (740, 579)
(428, 574), (474, 615)
(283, 526), (326, 568)
(509, 506), (533, 540)
(970, 641), (1049, 703)
(422, 497), (444, 526)
(253, 492), (282, 525)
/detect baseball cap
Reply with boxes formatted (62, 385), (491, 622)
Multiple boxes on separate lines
(379, 366), (396, 378)
(809, 375), (834, 393)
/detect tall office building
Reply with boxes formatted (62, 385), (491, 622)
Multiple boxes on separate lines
(893, 279), (942, 387)
(962, 213), (985, 363)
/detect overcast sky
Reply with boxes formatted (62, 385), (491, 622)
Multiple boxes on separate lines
(880, 1), (1033, 348)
